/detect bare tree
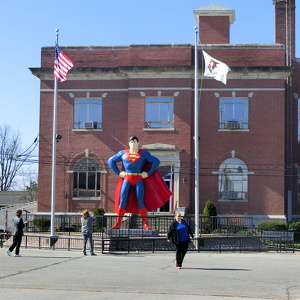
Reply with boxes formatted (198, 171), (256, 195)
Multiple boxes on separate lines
(21, 180), (38, 202)
(0, 124), (37, 191)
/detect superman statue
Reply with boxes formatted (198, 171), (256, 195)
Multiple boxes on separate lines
(108, 136), (172, 230)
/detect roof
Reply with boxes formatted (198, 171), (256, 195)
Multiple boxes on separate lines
(196, 3), (233, 11)
(194, 3), (236, 24)
(0, 191), (26, 206)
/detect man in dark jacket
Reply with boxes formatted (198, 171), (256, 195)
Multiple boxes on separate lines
(7, 209), (26, 257)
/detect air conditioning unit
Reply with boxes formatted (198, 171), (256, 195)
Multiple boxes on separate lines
(84, 121), (97, 129)
(225, 121), (240, 130)
(227, 192), (241, 199)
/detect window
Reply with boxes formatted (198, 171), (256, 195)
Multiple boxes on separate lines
(74, 98), (102, 129)
(218, 158), (248, 200)
(73, 158), (101, 198)
(145, 97), (174, 128)
(219, 98), (248, 129)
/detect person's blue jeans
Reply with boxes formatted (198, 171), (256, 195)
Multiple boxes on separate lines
(82, 232), (93, 254)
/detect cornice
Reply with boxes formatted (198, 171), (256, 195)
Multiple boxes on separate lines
(29, 65), (293, 81)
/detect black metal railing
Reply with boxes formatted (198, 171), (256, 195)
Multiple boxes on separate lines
(21, 214), (255, 236)
(1, 215), (300, 253)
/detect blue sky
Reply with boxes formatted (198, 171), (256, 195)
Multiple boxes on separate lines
(0, 0), (298, 155)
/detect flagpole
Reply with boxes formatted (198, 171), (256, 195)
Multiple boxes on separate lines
(194, 26), (200, 239)
(50, 29), (59, 239)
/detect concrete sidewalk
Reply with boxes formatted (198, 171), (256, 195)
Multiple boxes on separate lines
(1, 247), (300, 299)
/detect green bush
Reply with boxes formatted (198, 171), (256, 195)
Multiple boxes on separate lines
(237, 230), (252, 235)
(93, 207), (106, 231)
(33, 218), (51, 231)
(200, 228), (209, 234)
(201, 200), (217, 233)
(289, 221), (300, 232)
(257, 221), (288, 232)
(94, 208), (105, 216)
(203, 200), (217, 217)
(212, 229), (229, 234)
(200, 216), (212, 234)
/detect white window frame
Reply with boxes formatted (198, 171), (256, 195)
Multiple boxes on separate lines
(219, 97), (248, 130)
(73, 157), (101, 199)
(218, 158), (248, 201)
(145, 97), (174, 129)
(74, 98), (102, 129)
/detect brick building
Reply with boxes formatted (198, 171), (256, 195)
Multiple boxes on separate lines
(30, 1), (300, 224)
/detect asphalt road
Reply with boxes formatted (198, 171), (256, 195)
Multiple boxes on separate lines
(1, 247), (300, 299)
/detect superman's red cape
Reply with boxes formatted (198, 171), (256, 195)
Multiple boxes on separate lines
(114, 168), (172, 213)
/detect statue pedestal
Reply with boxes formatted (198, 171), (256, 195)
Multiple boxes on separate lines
(103, 229), (160, 252)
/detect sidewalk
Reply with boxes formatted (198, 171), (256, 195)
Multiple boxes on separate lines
(1, 248), (300, 299)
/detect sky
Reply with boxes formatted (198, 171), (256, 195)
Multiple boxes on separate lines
(0, 0), (299, 181)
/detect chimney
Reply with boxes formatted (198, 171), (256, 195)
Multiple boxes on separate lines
(194, 3), (235, 44)
(273, 0), (295, 60)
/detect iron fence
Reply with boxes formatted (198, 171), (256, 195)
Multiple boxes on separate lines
(1, 215), (299, 253)
(20, 214), (255, 236)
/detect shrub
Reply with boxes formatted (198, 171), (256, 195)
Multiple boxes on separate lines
(33, 218), (51, 231)
(200, 217), (212, 234)
(289, 221), (300, 232)
(93, 207), (106, 231)
(237, 230), (252, 235)
(203, 200), (217, 217)
(201, 200), (217, 233)
(200, 228), (209, 234)
(94, 208), (105, 216)
(257, 221), (288, 232)
(212, 228), (229, 234)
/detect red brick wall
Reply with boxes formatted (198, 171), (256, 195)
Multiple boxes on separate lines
(36, 12), (299, 218)
(41, 46), (193, 68)
(197, 78), (286, 216)
(32, 0), (300, 222)
(38, 72), (196, 213)
(274, 0), (295, 59)
(198, 16), (230, 44)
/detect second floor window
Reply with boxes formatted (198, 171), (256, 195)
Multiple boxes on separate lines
(219, 98), (248, 130)
(145, 97), (174, 128)
(74, 98), (102, 129)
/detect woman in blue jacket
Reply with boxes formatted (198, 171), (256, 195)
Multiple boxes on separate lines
(167, 212), (194, 269)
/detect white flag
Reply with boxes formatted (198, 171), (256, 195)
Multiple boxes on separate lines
(203, 50), (231, 85)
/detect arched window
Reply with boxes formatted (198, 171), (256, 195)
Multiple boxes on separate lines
(73, 158), (101, 198)
(218, 158), (248, 200)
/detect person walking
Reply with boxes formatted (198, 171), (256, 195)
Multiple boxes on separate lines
(7, 209), (27, 257)
(81, 210), (96, 256)
(167, 212), (194, 269)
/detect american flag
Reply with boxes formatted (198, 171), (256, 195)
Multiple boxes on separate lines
(54, 44), (74, 82)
